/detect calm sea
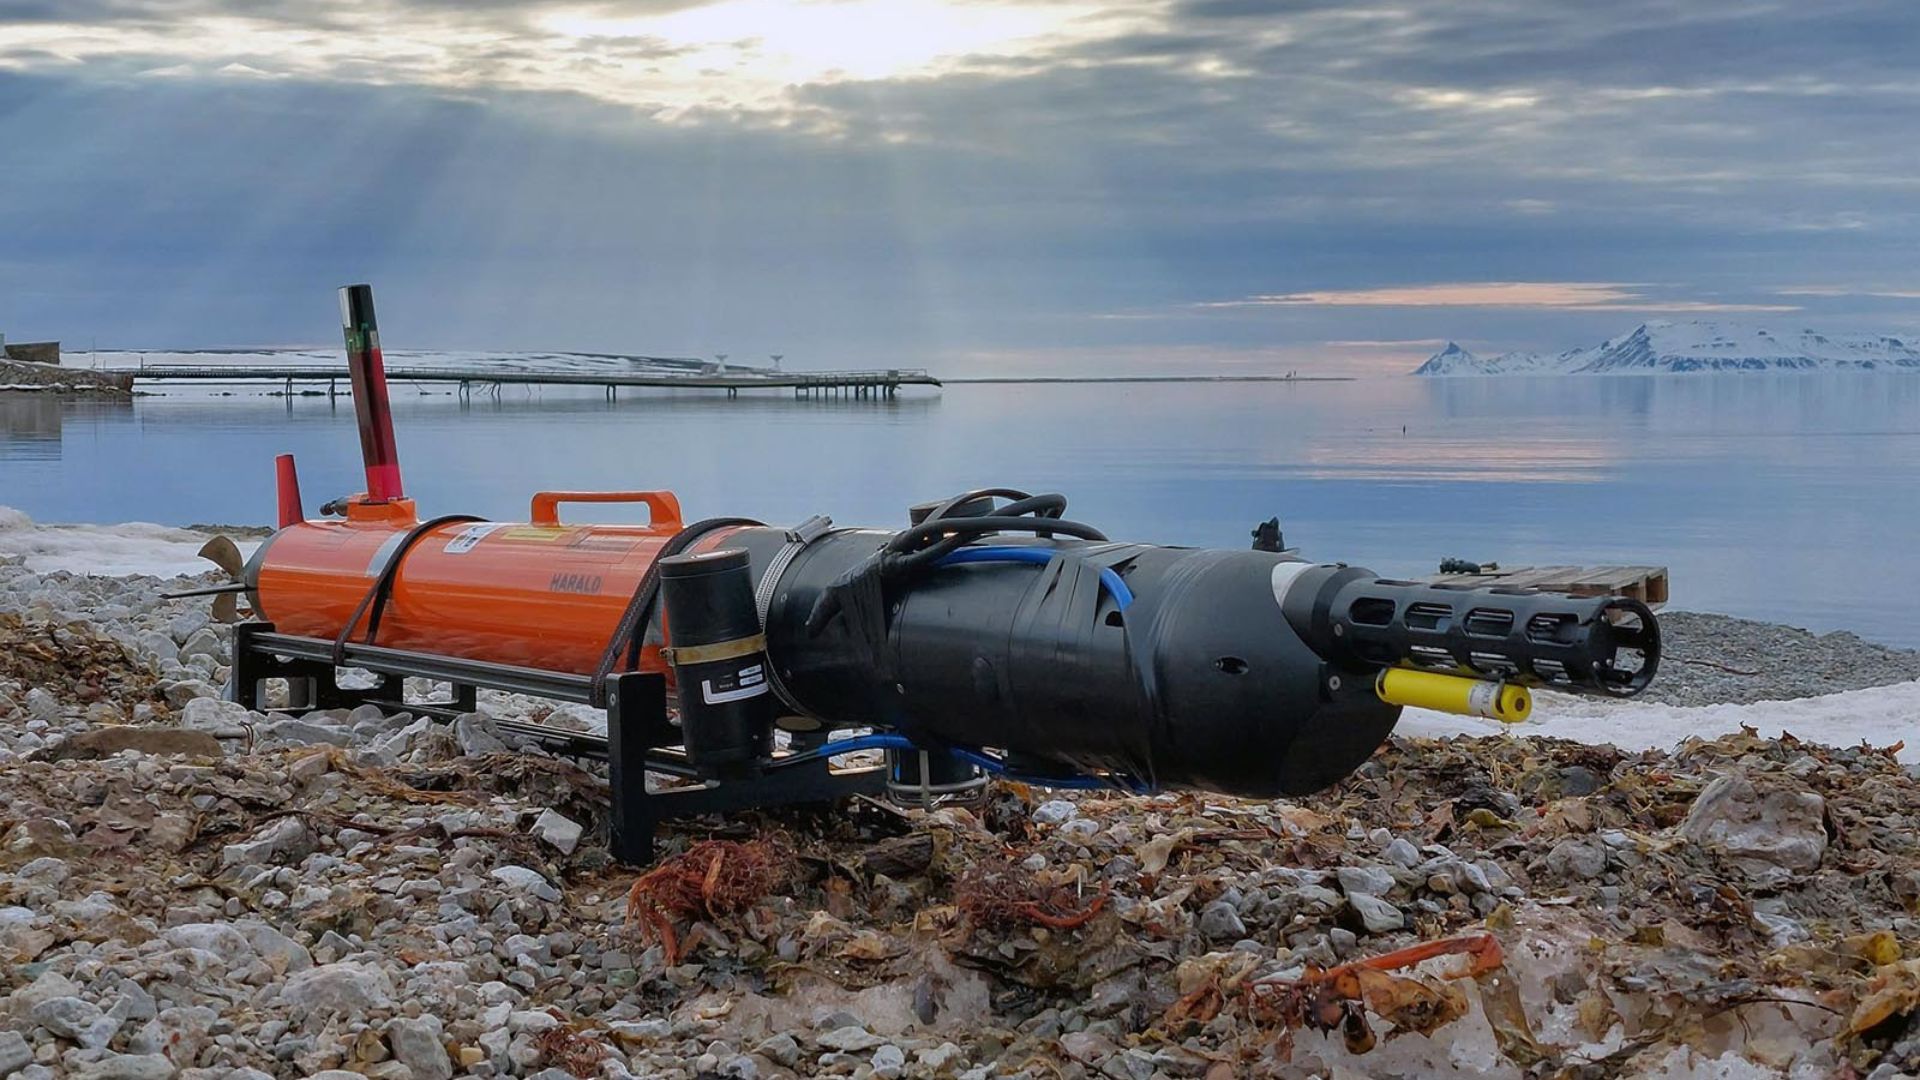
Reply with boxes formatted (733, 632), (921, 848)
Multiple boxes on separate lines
(4, 374), (1918, 645)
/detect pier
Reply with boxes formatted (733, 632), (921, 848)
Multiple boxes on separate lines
(113, 365), (941, 400)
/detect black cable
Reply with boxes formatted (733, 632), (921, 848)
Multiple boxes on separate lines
(588, 516), (764, 707)
(920, 487), (1041, 524)
(331, 514), (484, 667)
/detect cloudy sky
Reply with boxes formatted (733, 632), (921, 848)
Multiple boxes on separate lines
(2, 0), (1917, 374)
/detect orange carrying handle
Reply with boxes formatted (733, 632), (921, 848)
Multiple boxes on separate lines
(529, 491), (684, 532)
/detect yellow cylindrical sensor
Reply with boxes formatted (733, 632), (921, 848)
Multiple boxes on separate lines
(1375, 667), (1532, 723)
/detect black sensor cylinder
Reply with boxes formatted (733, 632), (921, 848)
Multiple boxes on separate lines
(659, 548), (774, 775)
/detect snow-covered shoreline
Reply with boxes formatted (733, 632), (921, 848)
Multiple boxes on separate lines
(0, 508), (260, 579)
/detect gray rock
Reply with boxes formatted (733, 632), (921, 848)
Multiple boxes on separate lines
(31, 995), (110, 1044)
(1031, 800), (1078, 825)
(24, 688), (60, 723)
(235, 920), (313, 972)
(386, 1018), (452, 1080)
(168, 609), (210, 645)
(1335, 864), (1396, 897)
(1681, 772), (1828, 876)
(254, 718), (352, 748)
(179, 628), (224, 664)
(489, 866), (561, 903)
(1197, 900), (1247, 942)
(220, 817), (315, 867)
(1059, 1031), (1115, 1064)
(451, 713), (509, 756)
(164, 923), (256, 965)
(161, 679), (221, 707)
(1381, 838), (1421, 868)
(76, 1054), (176, 1080)
(918, 1043), (966, 1072)
(1545, 838), (1609, 880)
(529, 809), (582, 855)
(871, 1044), (906, 1080)
(754, 1033), (800, 1067)
(0, 1031), (29, 1075)
(280, 963), (394, 1014)
(109, 983), (157, 1024)
(1344, 893), (1405, 934)
(16, 856), (69, 884)
(136, 630), (180, 664)
(372, 716), (431, 759)
(816, 1026), (886, 1052)
(1560, 765), (1603, 796)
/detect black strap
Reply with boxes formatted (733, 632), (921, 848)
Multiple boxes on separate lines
(331, 515), (484, 667)
(587, 516), (763, 707)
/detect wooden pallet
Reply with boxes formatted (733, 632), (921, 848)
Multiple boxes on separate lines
(1417, 565), (1668, 608)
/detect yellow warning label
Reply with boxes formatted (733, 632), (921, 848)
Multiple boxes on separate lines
(499, 526), (572, 542)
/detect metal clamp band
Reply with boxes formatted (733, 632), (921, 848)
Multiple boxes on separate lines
(660, 633), (767, 666)
(755, 516), (838, 721)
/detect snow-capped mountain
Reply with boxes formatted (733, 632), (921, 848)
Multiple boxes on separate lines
(1412, 322), (1920, 375)
(1411, 342), (1554, 376)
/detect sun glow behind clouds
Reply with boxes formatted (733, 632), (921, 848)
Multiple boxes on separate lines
(0, 1), (1160, 118)
(544, 0), (1135, 96)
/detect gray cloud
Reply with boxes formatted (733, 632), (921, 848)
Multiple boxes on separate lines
(2, 0), (1917, 369)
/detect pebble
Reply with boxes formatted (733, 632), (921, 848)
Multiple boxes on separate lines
(0, 1032), (29, 1075)
(488, 866), (562, 903)
(817, 1026), (886, 1052)
(1545, 838), (1609, 881)
(1335, 864), (1396, 897)
(1197, 899), (1247, 941)
(1380, 837), (1421, 868)
(386, 1017), (452, 1080)
(1343, 893), (1405, 934)
(75, 1054), (176, 1080)
(871, 1044), (907, 1079)
(529, 809), (583, 855)
(1032, 800), (1078, 825)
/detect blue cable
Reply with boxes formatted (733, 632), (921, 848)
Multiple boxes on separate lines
(774, 731), (1149, 793)
(935, 546), (1134, 610)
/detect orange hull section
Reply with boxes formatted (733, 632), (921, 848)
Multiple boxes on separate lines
(252, 492), (740, 676)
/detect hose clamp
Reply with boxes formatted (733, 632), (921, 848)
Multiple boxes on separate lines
(755, 515), (837, 721)
(660, 633), (767, 666)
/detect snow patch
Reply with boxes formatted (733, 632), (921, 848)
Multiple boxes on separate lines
(1399, 678), (1920, 763)
(0, 507), (257, 578)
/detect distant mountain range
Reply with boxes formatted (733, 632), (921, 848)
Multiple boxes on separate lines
(1412, 322), (1920, 376)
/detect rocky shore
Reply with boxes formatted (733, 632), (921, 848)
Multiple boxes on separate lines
(0, 362), (132, 396)
(2, 555), (1918, 1080)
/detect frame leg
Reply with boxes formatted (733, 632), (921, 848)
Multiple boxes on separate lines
(607, 672), (667, 865)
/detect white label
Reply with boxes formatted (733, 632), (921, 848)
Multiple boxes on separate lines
(444, 522), (506, 555)
(702, 663), (769, 705)
(1467, 681), (1500, 717)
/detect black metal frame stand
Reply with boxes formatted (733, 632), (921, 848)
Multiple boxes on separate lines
(230, 622), (887, 863)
